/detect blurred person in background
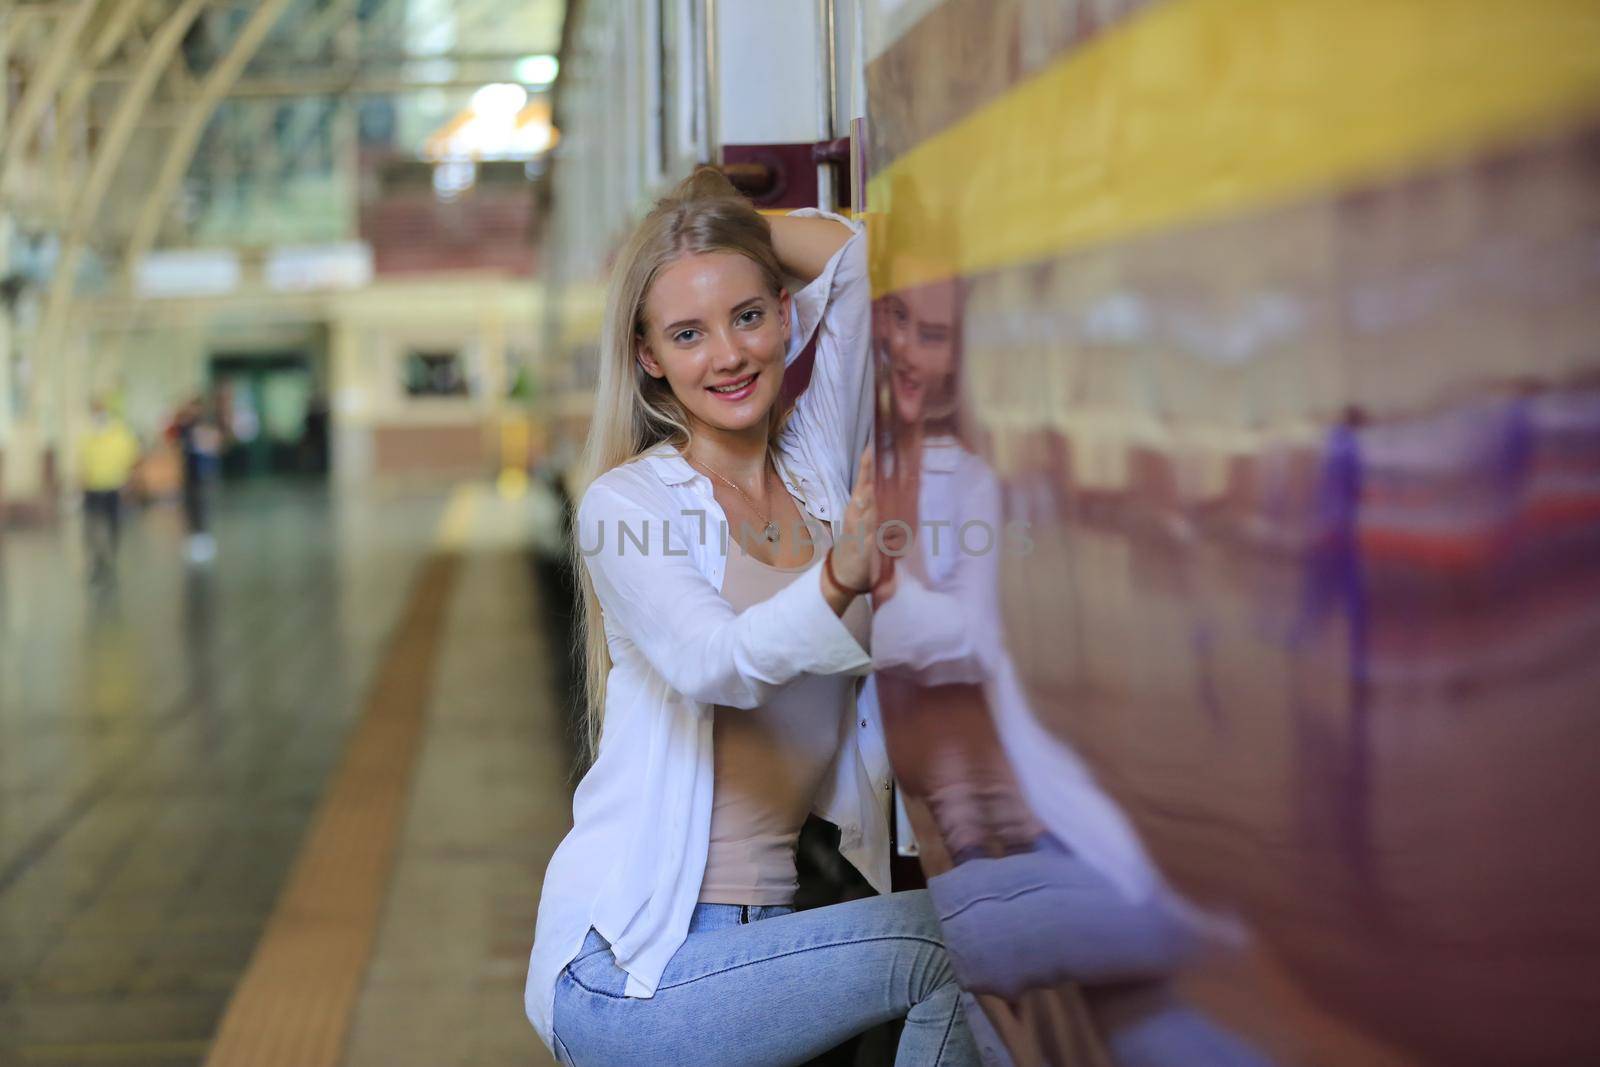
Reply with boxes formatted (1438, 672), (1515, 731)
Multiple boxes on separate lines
(302, 393), (330, 474)
(168, 395), (223, 564)
(78, 397), (141, 584)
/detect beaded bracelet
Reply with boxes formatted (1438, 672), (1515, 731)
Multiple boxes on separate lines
(824, 546), (872, 597)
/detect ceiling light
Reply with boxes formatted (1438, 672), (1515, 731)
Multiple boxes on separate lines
(515, 54), (559, 86)
(470, 83), (528, 120)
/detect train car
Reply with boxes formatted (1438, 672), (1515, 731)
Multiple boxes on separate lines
(545, 2), (1600, 1064)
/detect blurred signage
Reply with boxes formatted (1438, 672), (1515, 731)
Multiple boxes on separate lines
(265, 242), (375, 292)
(135, 249), (241, 298)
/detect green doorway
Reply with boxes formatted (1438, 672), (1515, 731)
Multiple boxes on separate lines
(208, 354), (325, 479)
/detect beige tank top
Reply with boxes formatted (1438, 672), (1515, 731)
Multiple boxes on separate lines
(699, 518), (872, 905)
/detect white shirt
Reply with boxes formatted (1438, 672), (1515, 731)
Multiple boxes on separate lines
(524, 211), (891, 1050)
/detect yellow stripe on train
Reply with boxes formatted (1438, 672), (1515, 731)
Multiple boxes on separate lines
(865, 0), (1600, 295)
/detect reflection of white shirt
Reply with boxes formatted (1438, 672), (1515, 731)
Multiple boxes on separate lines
(873, 439), (1004, 687)
(872, 439), (1161, 903)
(524, 212), (890, 1050)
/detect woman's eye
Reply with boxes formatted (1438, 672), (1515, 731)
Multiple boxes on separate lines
(737, 308), (763, 326)
(673, 329), (700, 344)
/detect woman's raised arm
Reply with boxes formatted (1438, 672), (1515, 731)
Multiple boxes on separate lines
(774, 210), (873, 496)
(769, 213), (853, 284)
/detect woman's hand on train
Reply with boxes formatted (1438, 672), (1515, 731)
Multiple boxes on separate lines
(823, 448), (878, 613)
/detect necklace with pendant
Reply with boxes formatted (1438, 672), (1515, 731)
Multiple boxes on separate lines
(691, 453), (782, 544)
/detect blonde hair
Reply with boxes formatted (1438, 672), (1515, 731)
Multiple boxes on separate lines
(572, 167), (787, 760)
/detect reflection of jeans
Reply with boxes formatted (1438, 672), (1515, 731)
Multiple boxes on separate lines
(929, 845), (1274, 1067)
(929, 842), (1195, 996)
(551, 892), (979, 1067)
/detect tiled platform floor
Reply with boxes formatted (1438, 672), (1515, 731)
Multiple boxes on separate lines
(0, 481), (575, 1066)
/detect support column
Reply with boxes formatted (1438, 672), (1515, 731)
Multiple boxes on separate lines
(0, 21), (12, 456)
(54, 326), (89, 505)
(0, 220), (11, 453)
(329, 316), (373, 484)
(480, 300), (508, 406)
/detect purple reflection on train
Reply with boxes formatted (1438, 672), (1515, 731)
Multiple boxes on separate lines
(867, 127), (1600, 1065)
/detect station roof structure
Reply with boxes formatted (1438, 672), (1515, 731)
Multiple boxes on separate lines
(2, 0), (565, 278)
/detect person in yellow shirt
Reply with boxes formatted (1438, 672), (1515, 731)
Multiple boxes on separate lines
(79, 399), (140, 583)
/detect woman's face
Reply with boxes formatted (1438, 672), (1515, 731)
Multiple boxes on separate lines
(880, 278), (958, 427)
(637, 252), (790, 438)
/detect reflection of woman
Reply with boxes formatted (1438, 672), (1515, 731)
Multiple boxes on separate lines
(523, 170), (978, 1067)
(874, 278), (1045, 865)
(869, 272), (1167, 937)
(869, 275), (1273, 1067)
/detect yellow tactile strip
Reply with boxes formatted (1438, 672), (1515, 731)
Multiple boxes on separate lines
(200, 553), (459, 1067)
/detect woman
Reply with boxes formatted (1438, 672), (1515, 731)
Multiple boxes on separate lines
(524, 169), (980, 1067)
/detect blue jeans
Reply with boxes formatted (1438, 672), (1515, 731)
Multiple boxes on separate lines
(551, 890), (980, 1067)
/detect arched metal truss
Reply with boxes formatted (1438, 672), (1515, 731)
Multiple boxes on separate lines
(1, 1), (97, 182)
(1, 0), (562, 412)
(33, 0), (212, 400)
(122, 0), (301, 286)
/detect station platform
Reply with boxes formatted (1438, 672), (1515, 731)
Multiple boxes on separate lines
(0, 482), (571, 1066)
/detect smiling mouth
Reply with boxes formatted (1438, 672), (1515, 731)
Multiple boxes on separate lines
(893, 367), (923, 396)
(708, 374), (757, 398)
